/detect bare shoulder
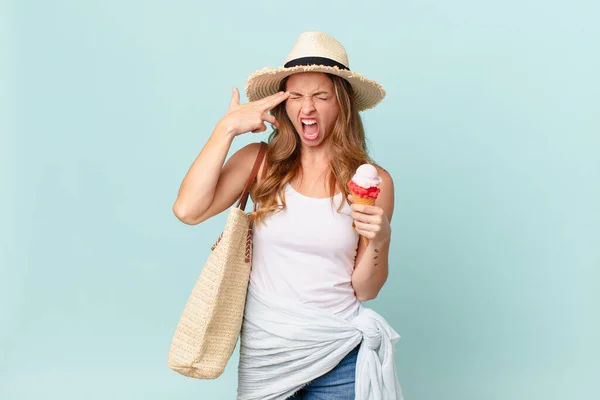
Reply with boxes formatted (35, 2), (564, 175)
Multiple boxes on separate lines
(375, 166), (394, 187)
(232, 141), (264, 164)
(240, 141), (268, 183)
(374, 165), (395, 221)
(191, 142), (266, 224)
(225, 142), (266, 177)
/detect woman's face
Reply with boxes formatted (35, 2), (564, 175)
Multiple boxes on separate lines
(285, 72), (340, 147)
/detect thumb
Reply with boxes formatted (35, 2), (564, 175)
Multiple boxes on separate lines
(229, 87), (240, 109)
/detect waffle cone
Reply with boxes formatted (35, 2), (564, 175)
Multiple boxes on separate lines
(351, 193), (377, 247)
(353, 195), (376, 207)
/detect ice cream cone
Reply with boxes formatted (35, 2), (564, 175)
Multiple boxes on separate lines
(352, 194), (376, 247)
(348, 163), (382, 248)
(352, 194), (376, 207)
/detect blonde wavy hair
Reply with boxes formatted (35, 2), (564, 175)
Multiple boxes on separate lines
(250, 73), (376, 224)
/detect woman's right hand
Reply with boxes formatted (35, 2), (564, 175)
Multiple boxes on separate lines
(218, 87), (290, 137)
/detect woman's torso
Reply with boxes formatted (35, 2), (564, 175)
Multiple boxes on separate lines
(250, 183), (361, 320)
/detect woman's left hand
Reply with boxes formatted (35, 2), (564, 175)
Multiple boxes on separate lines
(348, 194), (391, 246)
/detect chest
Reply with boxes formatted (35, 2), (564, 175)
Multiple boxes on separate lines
(254, 190), (358, 255)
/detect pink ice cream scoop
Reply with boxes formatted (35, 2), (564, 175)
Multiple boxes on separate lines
(348, 164), (382, 199)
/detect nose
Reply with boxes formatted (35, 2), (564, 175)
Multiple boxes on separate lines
(301, 97), (315, 114)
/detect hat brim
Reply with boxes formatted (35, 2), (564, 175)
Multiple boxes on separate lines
(245, 65), (385, 111)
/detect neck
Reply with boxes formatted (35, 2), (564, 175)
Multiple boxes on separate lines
(299, 143), (331, 170)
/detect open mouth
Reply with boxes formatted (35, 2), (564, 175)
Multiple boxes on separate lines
(301, 119), (319, 140)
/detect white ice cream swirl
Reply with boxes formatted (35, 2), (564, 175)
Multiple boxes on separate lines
(351, 164), (382, 188)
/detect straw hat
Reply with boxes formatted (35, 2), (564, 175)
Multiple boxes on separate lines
(245, 32), (386, 111)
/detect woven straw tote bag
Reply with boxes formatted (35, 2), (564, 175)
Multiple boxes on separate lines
(168, 142), (267, 379)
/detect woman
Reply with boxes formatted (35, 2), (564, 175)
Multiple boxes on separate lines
(173, 32), (403, 400)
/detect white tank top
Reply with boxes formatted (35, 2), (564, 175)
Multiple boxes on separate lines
(250, 183), (361, 321)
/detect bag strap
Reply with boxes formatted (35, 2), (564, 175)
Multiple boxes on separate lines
(236, 141), (267, 211)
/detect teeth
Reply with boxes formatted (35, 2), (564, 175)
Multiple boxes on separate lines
(302, 119), (317, 125)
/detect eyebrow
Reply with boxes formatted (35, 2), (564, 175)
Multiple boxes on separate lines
(289, 90), (331, 96)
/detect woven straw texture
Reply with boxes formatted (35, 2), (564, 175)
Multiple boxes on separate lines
(245, 32), (386, 111)
(168, 207), (252, 379)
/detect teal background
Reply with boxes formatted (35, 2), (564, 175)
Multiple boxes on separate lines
(1, 0), (599, 399)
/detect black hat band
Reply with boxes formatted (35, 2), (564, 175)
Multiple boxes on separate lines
(284, 56), (349, 71)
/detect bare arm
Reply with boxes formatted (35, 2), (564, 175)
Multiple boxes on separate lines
(172, 88), (289, 225)
(350, 168), (395, 301)
(172, 136), (263, 225)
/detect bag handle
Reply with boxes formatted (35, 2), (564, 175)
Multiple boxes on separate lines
(236, 142), (267, 211)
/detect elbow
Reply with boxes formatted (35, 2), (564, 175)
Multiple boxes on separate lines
(353, 272), (388, 302)
(355, 288), (381, 302)
(172, 201), (203, 225)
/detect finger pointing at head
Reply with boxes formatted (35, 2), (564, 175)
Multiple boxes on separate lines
(260, 91), (290, 111)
